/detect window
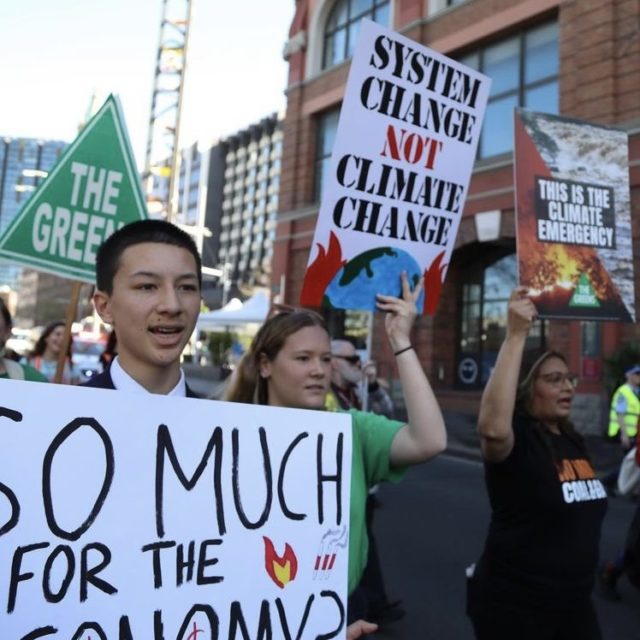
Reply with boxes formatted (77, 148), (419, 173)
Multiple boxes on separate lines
(323, 0), (390, 70)
(460, 22), (558, 158)
(314, 108), (340, 201)
(457, 253), (543, 388)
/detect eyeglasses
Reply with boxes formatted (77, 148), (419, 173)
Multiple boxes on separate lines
(539, 372), (579, 388)
(332, 354), (361, 366)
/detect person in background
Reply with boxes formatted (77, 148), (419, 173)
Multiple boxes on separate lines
(0, 299), (47, 382)
(328, 339), (394, 418)
(608, 364), (640, 450)
(599, 502), (640, 602)
(601, 364), (640, 495)
(467, 287), (607, 639)
(328, 338), (401, 625)
(599, 414), (640, 601)
(99, 330), (118, 372)
(224, 272), (447, 625)
(27, 320), (78, 384)
(362, 359), (395, 418)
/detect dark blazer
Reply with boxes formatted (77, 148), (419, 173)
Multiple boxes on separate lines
(82, 369), (200, 398)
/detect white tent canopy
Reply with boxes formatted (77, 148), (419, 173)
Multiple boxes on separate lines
(197, 291), (270, 330)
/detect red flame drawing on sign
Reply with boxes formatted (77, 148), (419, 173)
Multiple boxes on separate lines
(263, 536), (298, 589)
(300, 232), (346, 306)
(423, 251), (447, 315)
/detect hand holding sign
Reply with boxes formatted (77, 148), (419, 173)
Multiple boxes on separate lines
(376, 271), (422, 353)
(506, 287), (538, 339)
(300, 20), (491, 314)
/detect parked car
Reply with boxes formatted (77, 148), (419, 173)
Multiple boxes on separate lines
(72, 338), (104, 383)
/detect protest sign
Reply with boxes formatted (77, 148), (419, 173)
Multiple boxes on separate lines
(300, 19), (490, 314)
(515, 108), (635, 321)
(0, 95), (148, 283)
(0, 381), (352, 638)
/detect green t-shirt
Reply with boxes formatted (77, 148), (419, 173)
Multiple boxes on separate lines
(0, 361), (49, 383)
(347, 409), (405, 593)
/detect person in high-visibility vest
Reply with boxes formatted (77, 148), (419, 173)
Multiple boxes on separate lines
(608, 364), (640, 450)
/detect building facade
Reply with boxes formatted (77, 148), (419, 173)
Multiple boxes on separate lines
(203, 113), (284, 305)
(0, 137), (67, 289)
(15, 269), (93, 329)
(274, 0), (640, 430)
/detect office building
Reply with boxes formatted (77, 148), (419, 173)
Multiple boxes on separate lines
(0, 137), (67, 289)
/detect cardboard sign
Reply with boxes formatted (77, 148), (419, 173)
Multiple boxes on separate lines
(0, 95), (148, 283)
(300, 20), (490, 314)
(515, 108), (635, 321)
(0, 381), (352, 638)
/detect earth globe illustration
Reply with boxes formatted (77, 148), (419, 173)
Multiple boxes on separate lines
(324, 246), (424, 310)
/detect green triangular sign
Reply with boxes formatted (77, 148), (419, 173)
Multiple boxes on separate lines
(569, 273), (600, 307)
(0, 95), (148, 283)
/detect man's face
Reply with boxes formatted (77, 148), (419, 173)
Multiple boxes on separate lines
(331, 343), (362, 388)
(93, 242), (200, 376)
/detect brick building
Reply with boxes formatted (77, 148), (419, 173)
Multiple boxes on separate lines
(273, 0), (640, 430)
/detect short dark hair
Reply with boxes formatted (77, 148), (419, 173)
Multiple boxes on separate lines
(96, 220), (202, 293)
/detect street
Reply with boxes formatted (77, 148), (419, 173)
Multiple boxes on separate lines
(184, 366), (640, 638)
(373, 455), (640, 639)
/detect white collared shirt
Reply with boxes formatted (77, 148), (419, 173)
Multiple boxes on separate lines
(109, 356), (187, 397)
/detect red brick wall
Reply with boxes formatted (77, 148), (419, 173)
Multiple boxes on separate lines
(274, 0), (640, 410)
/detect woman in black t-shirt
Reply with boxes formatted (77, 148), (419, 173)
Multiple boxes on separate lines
(467, 287), (607, 640)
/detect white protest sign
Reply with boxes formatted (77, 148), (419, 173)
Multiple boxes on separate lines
(300, 20), (490, 314)
(0, 381), (352, 638)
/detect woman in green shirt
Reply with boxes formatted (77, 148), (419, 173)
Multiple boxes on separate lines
(224, 272), (447, 626)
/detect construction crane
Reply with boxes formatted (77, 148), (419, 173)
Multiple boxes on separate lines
(143, 0), (193, 222)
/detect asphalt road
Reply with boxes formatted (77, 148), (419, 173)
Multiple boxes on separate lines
(184, 366), (640, 639)
(372, 455), (640, 640)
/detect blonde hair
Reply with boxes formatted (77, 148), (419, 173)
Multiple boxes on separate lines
(223, 307), (328, 405)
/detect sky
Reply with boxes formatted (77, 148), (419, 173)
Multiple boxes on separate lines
(0, 0), (294, 169)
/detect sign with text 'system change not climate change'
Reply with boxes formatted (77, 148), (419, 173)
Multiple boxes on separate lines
(300, 19), (490, 314)
(0, 381), (352, 639)
(514, 108), (635, 322)
(0, 95), (148, 283)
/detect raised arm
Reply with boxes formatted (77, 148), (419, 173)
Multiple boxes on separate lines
(376, 272), (447, 466)
(478, 287), (537, 462)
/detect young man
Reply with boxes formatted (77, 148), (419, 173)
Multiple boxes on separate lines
(83, 219), (202, 397)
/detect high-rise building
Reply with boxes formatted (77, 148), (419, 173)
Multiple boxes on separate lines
(0, 137), (67, 288)
(213, 113), (283, 300)
(171, 114), (284, 307)
(275, 0), (640, 430)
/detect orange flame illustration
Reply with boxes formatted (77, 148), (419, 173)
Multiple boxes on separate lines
(300, 232), (346, 306)
(263, 537), (298, 589)
(423, 251), (447, 315)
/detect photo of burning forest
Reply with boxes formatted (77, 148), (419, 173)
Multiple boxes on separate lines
(514, 108), (635, 322)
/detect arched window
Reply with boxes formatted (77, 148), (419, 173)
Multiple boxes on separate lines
(322, 0), (390, 70)
(456, 252), (544, 388)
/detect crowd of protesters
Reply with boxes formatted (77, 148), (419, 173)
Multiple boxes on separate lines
(2, 219), (639, 638)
